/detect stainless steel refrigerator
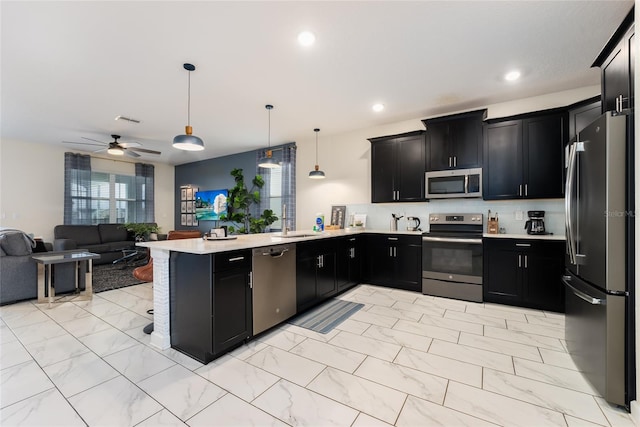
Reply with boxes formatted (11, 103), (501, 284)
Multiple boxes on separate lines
(563, 111), (631, 407)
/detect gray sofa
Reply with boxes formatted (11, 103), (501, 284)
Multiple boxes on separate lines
(0, 230), (79, 305)
(53, 223), (154, 265)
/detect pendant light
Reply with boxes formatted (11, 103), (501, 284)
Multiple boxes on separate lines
(308, 128), (326, 179)
(258, 104), (281, 169)
(173, 63), (204, 151)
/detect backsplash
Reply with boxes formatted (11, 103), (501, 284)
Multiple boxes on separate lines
(345, 198), (565, 236)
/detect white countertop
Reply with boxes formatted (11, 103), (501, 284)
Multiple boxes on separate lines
(137, 228), (424, 254)
(483, 233), (565, 241)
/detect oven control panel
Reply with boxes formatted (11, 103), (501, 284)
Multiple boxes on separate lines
(429, 213), (483, 225)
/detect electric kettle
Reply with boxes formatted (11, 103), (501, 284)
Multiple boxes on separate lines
(406, 216), (421, 231)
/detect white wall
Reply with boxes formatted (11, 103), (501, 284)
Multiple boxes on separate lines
(0, 139), (174, 242)
(295, 86), (599, 231)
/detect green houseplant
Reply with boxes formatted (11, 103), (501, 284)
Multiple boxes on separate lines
(220, 168), (278, 234)
(122, 223), (160, 241)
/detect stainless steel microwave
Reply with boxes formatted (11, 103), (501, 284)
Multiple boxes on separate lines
(425, 168), (482, 199)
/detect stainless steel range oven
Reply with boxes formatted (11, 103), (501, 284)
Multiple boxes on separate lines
(422, 213), (483, 302)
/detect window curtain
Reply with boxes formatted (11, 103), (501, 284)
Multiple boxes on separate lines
(64, 152), (92, 224)
(135, 163), (155, 223)
(257, 143), (296, 231)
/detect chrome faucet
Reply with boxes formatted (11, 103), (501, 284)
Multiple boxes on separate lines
(281, 204), (288, 235)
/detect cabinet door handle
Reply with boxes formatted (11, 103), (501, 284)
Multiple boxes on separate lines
(228, 256), (245, 262)
(394, 247), (397, 257)
(515, 243), (531, 247)
(525, 184), (528, 197)
(249, 272), (253, 289)
(518, 254), (522, 268)
(448, 157), (452, 167)
(518, 184), (522, 196)
(524, 255), (528, 269)
(453, 156), (457, 167)
(317, 255), (322, 268)
(388, 237), (399, 241)
(389, 247), (393, 257)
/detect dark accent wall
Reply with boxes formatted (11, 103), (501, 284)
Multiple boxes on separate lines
(174, 150), (256, 234)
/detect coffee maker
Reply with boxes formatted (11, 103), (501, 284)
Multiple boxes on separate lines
(524, 210), (546, 235)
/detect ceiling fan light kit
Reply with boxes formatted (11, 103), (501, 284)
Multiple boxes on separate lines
(258, 104), (281, 169)
(308, 128), (326, 179)
(107, 144), (125, 155)
(173, 63), (205, 151)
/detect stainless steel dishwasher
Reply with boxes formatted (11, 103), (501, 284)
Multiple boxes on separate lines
(252, 244), (296, 335)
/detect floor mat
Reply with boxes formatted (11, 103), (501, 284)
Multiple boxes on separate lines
(288, 299), (364, 334)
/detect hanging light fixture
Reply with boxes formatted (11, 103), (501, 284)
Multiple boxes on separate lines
(173, 63), (204, 151)
(258, 104), (280, 168)
(308, 128), (326, 179)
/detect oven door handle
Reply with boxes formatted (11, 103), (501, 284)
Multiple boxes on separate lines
(422, 236), (482, 244)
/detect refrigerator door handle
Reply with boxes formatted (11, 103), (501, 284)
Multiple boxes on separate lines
(565, 142), (578, 264)
(562, 276), (605, 305)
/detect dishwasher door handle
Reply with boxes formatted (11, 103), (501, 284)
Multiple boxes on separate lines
(262, 248), (289, 258)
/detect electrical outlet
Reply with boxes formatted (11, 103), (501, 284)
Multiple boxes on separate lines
(515, 210), (524, 221)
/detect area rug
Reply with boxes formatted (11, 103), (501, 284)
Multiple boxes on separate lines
(288, 299), (364, 334)
(91, 263), (146, 293)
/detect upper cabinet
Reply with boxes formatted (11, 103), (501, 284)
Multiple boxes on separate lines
(483, 110), (568, 200)
(422, 110), (486, 171)
(369, 131), (426, 203)
(592, 8), (634, 114)
(568, 96), (601, 141)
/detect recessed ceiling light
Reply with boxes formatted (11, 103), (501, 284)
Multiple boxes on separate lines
(297, 31), (316, 47)
(505, 70), (521, 82)
(372, 103), (385, 112)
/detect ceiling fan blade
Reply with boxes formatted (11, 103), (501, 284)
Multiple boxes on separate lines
(81, 137), (108, 144)
(62, 141), (105, 147)
(124, 149), (141, 158)
(119, 141), (142, 148)
(93, 148), (107, 153)
(129, 147), (161, 155)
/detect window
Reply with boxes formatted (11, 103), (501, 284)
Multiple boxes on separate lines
(257, 144), (296, 231)
(64, 153), (155, 225)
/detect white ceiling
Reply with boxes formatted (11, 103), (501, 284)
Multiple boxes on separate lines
(1, 1), (633, 165)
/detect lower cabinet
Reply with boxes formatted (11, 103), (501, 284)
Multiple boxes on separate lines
(170, 250), (252, 364)
(296, 239), (337, 312)
(365, 234), (422, 292)
(483, 238), (565, 312)
(336, 236), (362, 292)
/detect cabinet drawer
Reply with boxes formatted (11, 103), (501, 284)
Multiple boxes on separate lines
(214, 250), (251, 271)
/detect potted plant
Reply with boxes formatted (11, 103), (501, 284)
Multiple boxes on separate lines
(220, 168), (278, 234)
(122, 223), (160, 241)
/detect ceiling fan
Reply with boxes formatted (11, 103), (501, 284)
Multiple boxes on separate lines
(63, 134), (161, 158)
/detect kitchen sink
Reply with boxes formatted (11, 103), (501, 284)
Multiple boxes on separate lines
(277, 233), (316, 238)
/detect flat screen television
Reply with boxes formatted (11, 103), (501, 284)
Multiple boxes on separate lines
(195, 189), (228, 221)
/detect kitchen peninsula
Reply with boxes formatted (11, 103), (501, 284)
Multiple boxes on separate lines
(137, 229), (420, 358)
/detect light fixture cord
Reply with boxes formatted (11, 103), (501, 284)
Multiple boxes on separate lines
(315, 131), (319, 164)
(187, 71), (191, 126)
(268, 108), (271, 149)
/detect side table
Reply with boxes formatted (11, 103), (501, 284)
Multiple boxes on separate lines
(32, 250), (101, 306)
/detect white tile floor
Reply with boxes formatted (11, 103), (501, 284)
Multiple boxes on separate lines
(0, 283), (636, 426)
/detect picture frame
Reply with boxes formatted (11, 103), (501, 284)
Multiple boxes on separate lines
(191, 215), (198, 226)
(186, 201), (193, 213)
(181, 188), (187, 201)
(186, 214), (193, 226)
(330, 205), (347, 228)
(181, 214), (187, 226)
(186, 188), (193, 200)
(181, 201), (187, 213)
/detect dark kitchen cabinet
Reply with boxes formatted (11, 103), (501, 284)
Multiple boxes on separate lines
(422, 109), (485, 171)
(568, 96), (602, 141)
(336, 236), (362, 292)
(369, 131), (426, 203)
(366, 234), (421, 292)
(483, 110), (567, 200)
(296, 239), (337, 312)
(170, 250), (252, 364)
(483, 238), (565, 312)
(593, 9), (634, 115)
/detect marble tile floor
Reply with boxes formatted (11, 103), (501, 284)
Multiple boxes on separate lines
(0, 283), (635, 426)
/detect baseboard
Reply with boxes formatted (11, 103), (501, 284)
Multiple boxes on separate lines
(630, 400), (640, 425)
